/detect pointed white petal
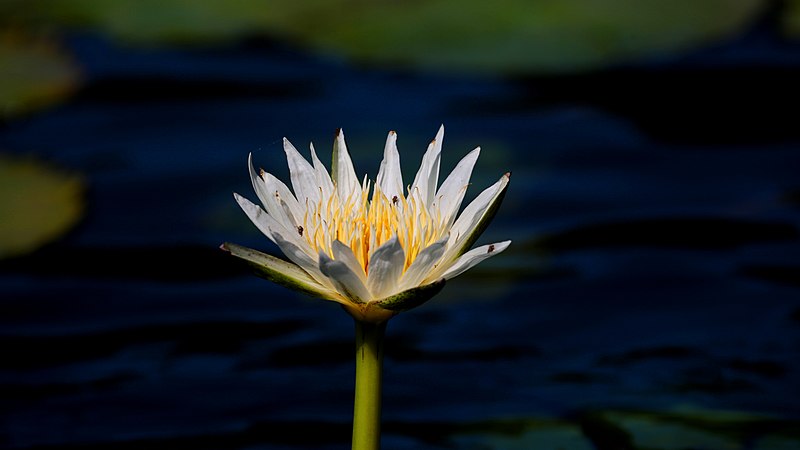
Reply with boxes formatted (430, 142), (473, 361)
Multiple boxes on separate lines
(234, 193), (274, 242)
(376, 130), (403, 201)
(433, 147), (480, 228)
(437, 240), (511, 281)
(411, 125), (443, 206)
(248, 153), (272, 207)
(309, 142), (334, 199)
(263, 171), (303, 228)
(366, 236), (406, 299)
(399, 235), (448, 290)
(332, 240), (367, 284)
(447, 172), (510, 257)
(283, 138), (318, 205)
(236, 192), (314, 261)
(332, 129), (359, 201)
(248, 157), (297, 232)
(319, 251), (372, 303)
(221, 242), (343, 302)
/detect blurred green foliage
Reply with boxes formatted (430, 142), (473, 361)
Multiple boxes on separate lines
(271, 0), (765, 74)
(0, 0), (773, 74)
(785, 0), (800, 35)
(0, 155), (84, 260)
(0, 30), (81, 118)
(0, 0), (280, 46)
(451, 408), (800, 449)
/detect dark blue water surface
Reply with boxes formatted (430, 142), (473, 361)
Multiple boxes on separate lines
(2, 25), (800, 450)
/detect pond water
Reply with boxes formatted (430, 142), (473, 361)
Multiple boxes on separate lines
(1, 22), (800, 450)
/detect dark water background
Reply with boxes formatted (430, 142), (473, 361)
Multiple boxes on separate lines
(2, 5), (800, 450)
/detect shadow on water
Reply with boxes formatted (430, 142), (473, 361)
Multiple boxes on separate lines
(0, 245), (244, 281)
(530, 217), (798, 251)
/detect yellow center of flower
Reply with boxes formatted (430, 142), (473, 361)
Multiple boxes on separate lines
(301, 181), (443, 275)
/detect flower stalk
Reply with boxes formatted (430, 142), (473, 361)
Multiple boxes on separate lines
(352, 320), (386, 450)
(223, 125), (511, 449)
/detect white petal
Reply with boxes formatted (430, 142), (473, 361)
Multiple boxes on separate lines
(248, 153), (272, 207)
(331, 240), (367, 284)
(399, 235), (448, 290)
(283, 138), (318, 205)
(410, 125), (443, 206)
(319, 251), (372, 303)
(332, 129), (359, 201)
(237, 193), (316, 261)
(262, 171), (303, 228)
(437, 240), (511, 281)
(447, 173), (510, 257)
(248, 157), (297, 232)
(433, 147), (480, 228)
(271, 229), (329, 286)
(234, 193), (274, 242)
(376, 130), (403, 201)
(366, 236), (406, 299)
(221, 242), (342, 302)
(310, 142), (334, 200)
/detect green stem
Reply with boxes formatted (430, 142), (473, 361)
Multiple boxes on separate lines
(352, 320), (386, 450)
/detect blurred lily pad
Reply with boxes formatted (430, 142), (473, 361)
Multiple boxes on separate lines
(275, 0), (766, 74)
(0, 0), (280, 46)
(0, 31), (81, 118)
(0, 154), (84, 259)
(454, 422), (593, 450)
(754, 436), (800, 450)
(601, 408), (800, 450)
(437, 409), (800, 449)
(2, 0), (765, 73)
(785, 0), (800, 36)
(604, 411), (742, 449)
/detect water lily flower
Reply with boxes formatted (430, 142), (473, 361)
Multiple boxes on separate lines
(222, 126), (509, 323)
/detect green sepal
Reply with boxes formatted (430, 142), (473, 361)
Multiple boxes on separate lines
(220, 242), (334, 299)
(374, 278), (446, 312)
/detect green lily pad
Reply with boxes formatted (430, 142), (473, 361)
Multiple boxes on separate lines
(0, 154), (84, 259)
(753, 435), (800, 450)
(784, 0), (800, 37)
(279, 0), (766, 74)
(0, 31), (81, 118)
(454, 422), (593, 450)
(419, 410), (800, 449)
(600, 408), (800, 450)
(2, 0), (765, 74)
(604, 411), (741, 449)
(0, 0), (280, 46)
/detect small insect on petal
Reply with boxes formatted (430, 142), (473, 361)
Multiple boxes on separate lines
(392, 195), (399, 205)
(488, 244), (495, 253)
(297, 225), (304, 236)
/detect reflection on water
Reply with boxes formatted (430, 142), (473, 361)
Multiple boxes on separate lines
(1, 8), (800, 450)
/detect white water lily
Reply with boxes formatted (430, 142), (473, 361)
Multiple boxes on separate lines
(222, 126), (509, 323)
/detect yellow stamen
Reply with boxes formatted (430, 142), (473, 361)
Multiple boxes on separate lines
(301, 181), (443, 276)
